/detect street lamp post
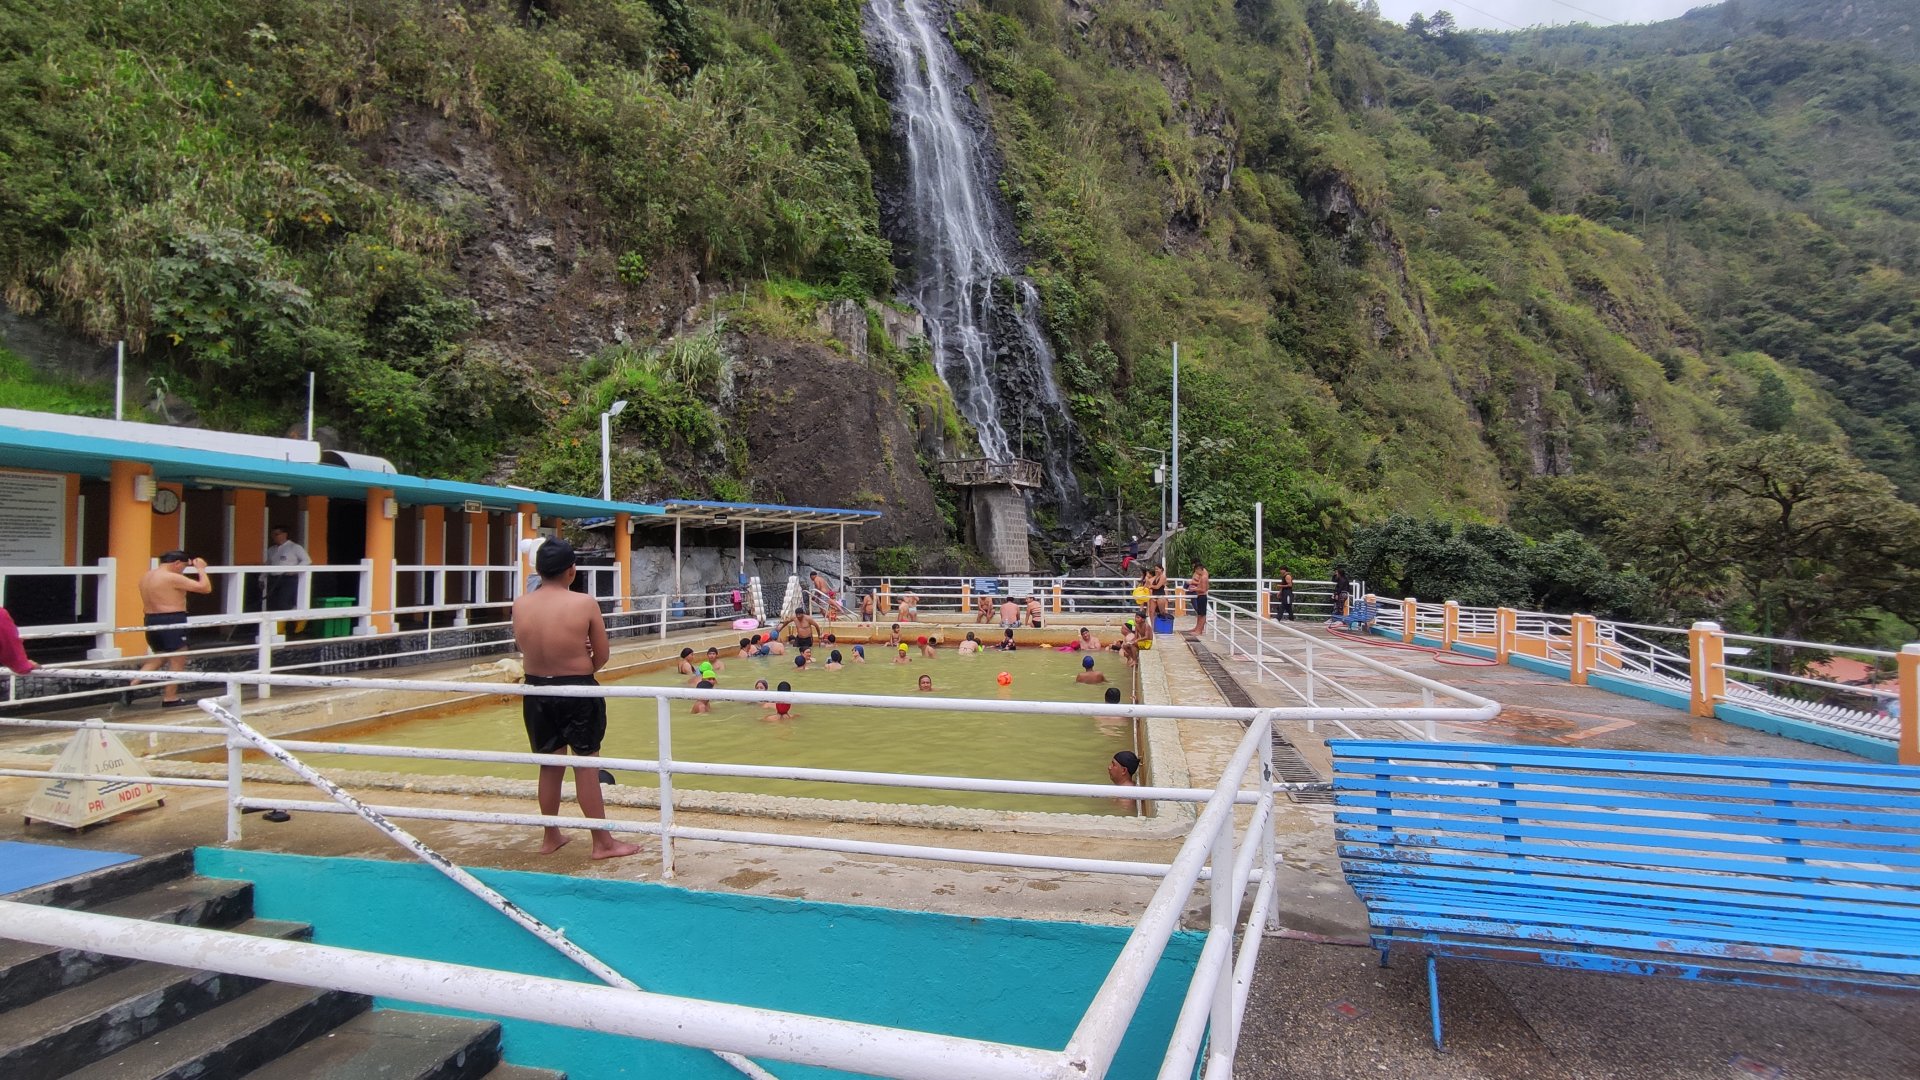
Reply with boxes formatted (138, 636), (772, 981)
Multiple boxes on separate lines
(600, 399), (628, 501)
(1132, 445), (1168, 543)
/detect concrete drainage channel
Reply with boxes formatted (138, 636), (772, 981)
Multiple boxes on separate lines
(1184, 636), (1335, 805)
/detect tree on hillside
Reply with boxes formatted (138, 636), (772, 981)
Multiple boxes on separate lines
(1616, 435), (1920, 644)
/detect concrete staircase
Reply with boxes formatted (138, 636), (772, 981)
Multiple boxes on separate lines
(0, 851), (565, 1080)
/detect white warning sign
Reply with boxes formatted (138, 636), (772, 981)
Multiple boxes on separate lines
(25, 722), (163, 829)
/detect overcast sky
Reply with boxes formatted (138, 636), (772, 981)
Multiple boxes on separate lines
(1374, 0), (1711, 32)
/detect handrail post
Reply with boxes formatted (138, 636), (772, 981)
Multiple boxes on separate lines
(1258, 713), (1277, 930)
(255, 619), (274, 701)
(1254, 605), (1264, 683)
(1899, 643), (1919, 766)
(1259, 586), (1270, 620)
(1175, 584), (1187, 618)
(1570, 613), (1596, 685)
(1052, 578), (1062, 615)
(1205, 797), (1239, 1073)
(1401, 598), (1416, 644)
(880, 580), (891, 614)
(1442, 601), (1459, 652)
(225, 680), (245, 843)
(1688, 621), (1726, 718)
(960, 579), (970, 615)
(90, 558), (120, 658)
(1495, 607), (1515, 663)
(658, 593), (669, 641)
(656, 696), (676, 879)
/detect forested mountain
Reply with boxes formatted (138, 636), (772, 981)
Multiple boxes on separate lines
(1, 0), (1916, 636)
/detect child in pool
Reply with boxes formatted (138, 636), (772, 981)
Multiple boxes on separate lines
(917, 674), (935, 692)
(825, 649), (844, 670)
(851, 644), (866, 663)
(1074, 655), (1107, 684)
(771, 680), (794, 717)
(957, 632), (981, 655)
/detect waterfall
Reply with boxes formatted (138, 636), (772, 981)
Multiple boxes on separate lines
(866, 0), (1080, 508)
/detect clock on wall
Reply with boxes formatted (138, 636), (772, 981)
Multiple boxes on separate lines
(151, 488), (181, 515)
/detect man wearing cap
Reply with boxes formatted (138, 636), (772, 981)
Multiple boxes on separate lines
(512, 539), (641, 860)
(135, 551), (214, 708)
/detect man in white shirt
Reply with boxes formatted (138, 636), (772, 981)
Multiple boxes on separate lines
(265, 526), (312, 611)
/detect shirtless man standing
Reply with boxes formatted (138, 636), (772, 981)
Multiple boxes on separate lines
(137, 551), (213, 707)
(781, 608), (820, 652)
(511, 540), (640, 860)
(1189, 561), (1211, 635)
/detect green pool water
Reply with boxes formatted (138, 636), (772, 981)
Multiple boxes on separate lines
(293, 645), (1143, 815)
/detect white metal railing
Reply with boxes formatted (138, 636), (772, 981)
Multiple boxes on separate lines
(1713, 632), (1901, 740)
(842, 576), (1344, 620)
(1202, 598), (1501, 740)
(0, 662), (1448, 1079)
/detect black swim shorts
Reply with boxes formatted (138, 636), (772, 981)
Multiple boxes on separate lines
(1193, 595), (1209, 616)
(523, 674), (607, 756)
(145, 611), (189, 653)
(793, 636), (814, 651)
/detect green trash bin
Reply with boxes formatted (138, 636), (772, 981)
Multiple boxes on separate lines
(318, 596), (357, 638)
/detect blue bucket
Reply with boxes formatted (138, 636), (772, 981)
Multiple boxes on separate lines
(1153, 615), (1174, 634)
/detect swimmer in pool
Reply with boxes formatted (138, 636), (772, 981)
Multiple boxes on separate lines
(1094, 685), (1128, 736)
(826, 650), (844, 670)
(1109, 749), (1141, 787)
(995, 628), (1018, 652)
(1078, 627), (1101, 651)
(887, 623), (903, 648)
(755, 678), (776, 712)
(677, 647), (696, 675)
(773, 680), (795, 717)
(1074, 654), (1107, 684)
(704, 647), (725, 673)
(692, 665), (715, 715)
(851, 644), (866, 663)
(750, 634), (772, 657)
(894, 643), (911, 664)
(957, 632), (981, 655)
(737, 637), (756, 658)
(917, 674), (934, 692)
(917, 634), (936, 658)
(794, 653), (809, 670)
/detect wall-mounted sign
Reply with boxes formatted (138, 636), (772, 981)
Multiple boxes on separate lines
(0, 469), (66, 567)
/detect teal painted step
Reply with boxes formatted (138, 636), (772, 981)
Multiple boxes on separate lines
(199, 849), (1203, 1080)
(1715, 703), (1897, 762)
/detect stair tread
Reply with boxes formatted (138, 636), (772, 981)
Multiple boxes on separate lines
(56, 982), (371, 1080)
(0, 917), (310, 1061)
(238, 1010), (502, 1080)
(2, 851), (195, 909)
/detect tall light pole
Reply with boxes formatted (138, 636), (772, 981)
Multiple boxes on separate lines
(1132, 445), (1168, 542)
(600, 399), (628, 501)
(1170, 342), (1181, 532)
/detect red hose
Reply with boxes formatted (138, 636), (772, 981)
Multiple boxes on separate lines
(1322, 624), (1500, 666)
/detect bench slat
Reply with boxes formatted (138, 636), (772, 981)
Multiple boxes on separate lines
(1332, 740), (1920, 781)
(1334, 797), (1920, 848)
(1365, 911), (1920, 975)
(1337, 829), (1916, 887)
(1340, 860), (1920, 921)
(1337, 843), (1919, 909)
(1352, 882), (1916, 952)
(1336, 812), (1920, 866)
(1334, 780), (1919, 830)
(1332, 764), (1920, 812)
(1375, 936), (1920, 993)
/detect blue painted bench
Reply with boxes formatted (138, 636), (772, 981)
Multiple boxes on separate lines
(1326, 599), (1377, 632)
(1331, 740), (1920, 1049)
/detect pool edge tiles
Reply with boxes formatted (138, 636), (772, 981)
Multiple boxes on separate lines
(195, 848), (1204, 1080)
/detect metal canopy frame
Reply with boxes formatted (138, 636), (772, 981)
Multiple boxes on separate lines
(635, 502), (876, 598)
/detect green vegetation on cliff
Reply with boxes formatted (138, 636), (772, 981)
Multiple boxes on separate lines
(0, 0), (890, 473)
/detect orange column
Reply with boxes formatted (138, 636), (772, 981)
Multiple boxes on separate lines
(960, 580), (971, 615)
(468, 508), (491, 608)
(304, 496), (329, 564)
(1402, 599), (1417, 644)
(1495, 607), (1516, 663)
(421, 505), (447, 609)
(614, 512), (633, 612)
(1174, 584), (1186, 617)
(880, 581), (891, 614)
(65, 475), (81, 564)
(1052, 579), (1062, 615)
(231, 489), (267, 565)
(1442, 600), (1460, 651)
(517, 503), (538, 592)
(1898, 644), (1918, 766)
(365, 488), (396, 633)
(1687, 621), (1726, 718)
(107, 460), (154, 657)
(1259, 587), (1270, 620)
(1569, 613), (1596, 685)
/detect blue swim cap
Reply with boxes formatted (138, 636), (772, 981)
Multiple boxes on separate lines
(1082, 655), (1095, 669)
(853, 644), (865, 656)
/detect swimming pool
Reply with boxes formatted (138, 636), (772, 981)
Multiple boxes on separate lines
(287, 643), (1143, 815)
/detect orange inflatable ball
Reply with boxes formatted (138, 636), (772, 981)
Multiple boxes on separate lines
(996, 671), (1013, 686)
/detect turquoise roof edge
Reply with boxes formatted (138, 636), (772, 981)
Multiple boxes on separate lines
(0, 423), (665, 520)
